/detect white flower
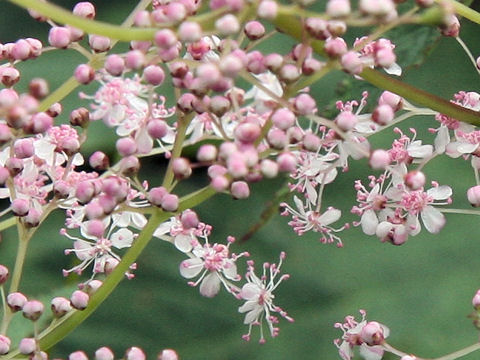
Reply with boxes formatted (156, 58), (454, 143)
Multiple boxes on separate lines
(238, 253), (293, 343)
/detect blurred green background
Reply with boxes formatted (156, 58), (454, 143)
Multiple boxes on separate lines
(1, 1), (480, 359)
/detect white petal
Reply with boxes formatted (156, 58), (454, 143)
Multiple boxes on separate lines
(361, 210), (378, 235)
(111, 228), (135, 249)
(384, 62), (402, 76)
(434, 126), (450, 154)
(223, 261), (238, 280)
(427, 185), (452, 200)
(457, 142), (478, 154)
(174, 234), (193, 253)
(199, 272), (221, 298)
(240, 283), (261, 300)
(408, 142), (433, 158)
(179, 258), (203, 278)
(318, 208), (341, 226)
(421, 206), (446, 233)
(359, 344), (384, 360)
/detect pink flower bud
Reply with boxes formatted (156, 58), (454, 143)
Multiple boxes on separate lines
(0, 335), (10, 355)
(180, 209), (199, 229)
(0, 265), (8, 285)
(149, 187), (168, 206)
(7, 292), (27, 311)
(0, 88), (19, 109)
(473, 289), (480, 309)
(48, 27), (72, 48)
(29, 78), (49, 99)
(89, 151), (109, 170)
(14, 138), (34, 159)
(0, 66), (20, 87)
(244, 21), (265, 40)
(324, 37), (347, 57)
(73, 2), (96, 18)
(85, 219), (105, 238)
(326, 0), (351, 17)
(178, 21), (202, 42)
(116, 137), (137, 157)
(75, 181), (96, 204)
(211, 175), (230, 192)
(95, 347), (115, 360)
(51, 296), (72, 318)
(31, 112), (53, 134)
(257, 0), (278, 19)
(172, 157), (192, 179)
(272, 108), (296, 130)
(85, 199), (105, 220)
(0, 167), (9, 185)
(246, 51), (266, 74)
(74, 64), (95, 85)
(305, 18), (330, 40)
(260, 159), (279, 178)
(209, 95), (231, 117)
(231, 181), (250, 199)
(11, 39), (32, 60)
(69, 351), (89, 360)
(303, 132), (321, 151)
(234, 122), (261, 143)
(369, 149), (391, 170)
(341, 51), (363, 75)
(147, 119), (168, 139)
(161, 194), (179, 212)
(119, 156), (140, 175)
(378, 91), (402, 111)
(405, 170), (426, 190)
(22, 300), (44, 321)
(467, 185), (480, 207)
(144, 65), (165, 86)
(105, 54), (125, 76)
(89, 35), (111, 52)
(158, 349), (178, 360)
(302, 58), (323, 76)
(293, 94), (317, 115)
(335, 111), (357, 131)
(85, 279), (103, 294)
(277, 152), (297, 172)
(262, 54), (282, 74)
(215, 14), (240, 36)
(166, 2), (187, 22)
(6, 157), (24, 176)
(125, 347), (146, 360)
(279, 64), (301, 83)
(372, 104), (395, 125)
(125, 50), (146, 70)
(12, 198), (30, 217)
(360, 321), (386, 345)
(25, 208), (42, 227)
(70, 290), (89, 310)
(155, 29), (177, 49)
(197, 144), (218, 162)
(267, 128), (288, 149)
(208, 164), (228, 178)
(47, 102), (63, 117)
(19, 337), (36, 355)
(227, 152), (248, 178)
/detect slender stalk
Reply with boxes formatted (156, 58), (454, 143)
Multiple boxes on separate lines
(435, 0), (480, 25)
(432, 342), (480, 360)
(7, 0), (157, 41)
(161, 113), (194, 189)
(359, 68), (480, 126)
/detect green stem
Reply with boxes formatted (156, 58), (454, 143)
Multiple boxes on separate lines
(272, 6), (480, 126)
(7, 0), (157, 41)
(0, 217), (16, 233)
(435, 0), (480, 25)
(162, 113), (193, 189)
(359, 67), (480, 125)
(0, 186), (215, 356)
